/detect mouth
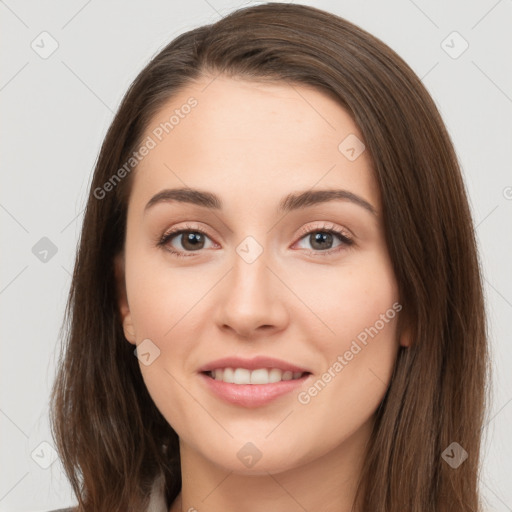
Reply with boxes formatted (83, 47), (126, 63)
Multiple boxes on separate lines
(202, 368), (311, 385)
(198, 368), (313, 408)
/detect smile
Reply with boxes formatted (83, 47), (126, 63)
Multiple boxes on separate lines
(205, 367), (308, 384)
(199, 370), (312, 408)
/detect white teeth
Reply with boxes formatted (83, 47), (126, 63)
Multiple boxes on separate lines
(269, 368), (283, 383)
(234, 368), (251, 384)
(250, 368), (269, 384)
(222, 368), (233, 383)
(209, 367), (306, 384)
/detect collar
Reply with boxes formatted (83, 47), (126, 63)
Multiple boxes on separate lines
(146, 470), (169, 512)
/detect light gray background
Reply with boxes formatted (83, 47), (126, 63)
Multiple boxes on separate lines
(1, 1), (511, 510)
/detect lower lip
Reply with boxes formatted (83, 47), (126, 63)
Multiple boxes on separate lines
(199, 372), (311, 408)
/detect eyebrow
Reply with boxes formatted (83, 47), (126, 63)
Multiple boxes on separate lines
(144, 187), (377, 216)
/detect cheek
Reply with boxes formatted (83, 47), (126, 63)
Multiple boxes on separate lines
(294, 303), (400, 451)
(124, 249), (211, 412)
(292, 251), (400, 411)
(128, 282), (200, 428)
(292, 252), (399, 351)
(125, 244), (208, 338)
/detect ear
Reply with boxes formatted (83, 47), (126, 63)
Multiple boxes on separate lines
(114, 252), (136, 345)
(398, 315), (412, 348)
(399, 327), (412, 348)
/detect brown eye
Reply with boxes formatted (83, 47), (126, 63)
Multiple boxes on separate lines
(308, 231), (335, 251)
(157, 227), (215, 258)
(294, 225), (354, 255)
(174, 231), (207, 251)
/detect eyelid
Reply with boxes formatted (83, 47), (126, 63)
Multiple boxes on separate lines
(156, 221), (354, 257)
(159, 222), (213, 241)
(291, 222), (355, 256)
(295, 222), (353, 242)
(155, 222), (217, 254)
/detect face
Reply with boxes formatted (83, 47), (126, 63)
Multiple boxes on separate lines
(115, 75), (409, 474)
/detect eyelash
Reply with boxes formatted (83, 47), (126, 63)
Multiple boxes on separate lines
(155, 222), (354, 258)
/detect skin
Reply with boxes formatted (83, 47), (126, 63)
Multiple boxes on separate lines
(115, 75), (410, 512)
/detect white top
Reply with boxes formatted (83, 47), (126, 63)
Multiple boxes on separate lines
(147, 470), (169, 512)
(48, 471), (169, 512)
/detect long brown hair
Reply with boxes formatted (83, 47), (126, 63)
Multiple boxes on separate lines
(50, 3), (490, 511)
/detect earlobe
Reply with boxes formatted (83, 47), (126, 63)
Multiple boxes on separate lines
(114, 253), (136, 345)
(398, 320), (412, 348)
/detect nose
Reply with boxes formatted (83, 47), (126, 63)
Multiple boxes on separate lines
(213, 249), (289, 339)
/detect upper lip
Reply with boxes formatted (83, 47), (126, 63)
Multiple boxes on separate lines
(198, 356), (311, 374)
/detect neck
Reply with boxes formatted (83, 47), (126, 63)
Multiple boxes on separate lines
(169, 418), (373, 512)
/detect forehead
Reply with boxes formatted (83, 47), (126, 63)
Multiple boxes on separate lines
(128, 75), (379, 214)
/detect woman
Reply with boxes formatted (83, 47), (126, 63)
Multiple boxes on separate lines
(49, 3), (490, 511)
